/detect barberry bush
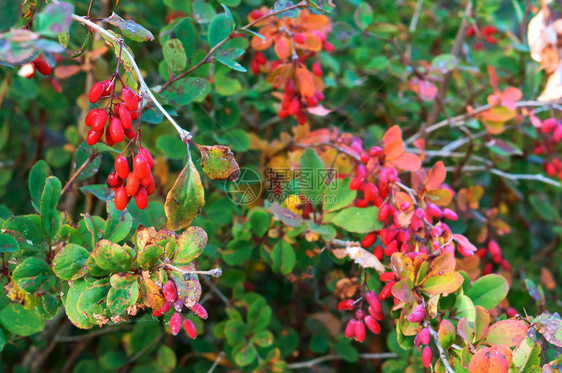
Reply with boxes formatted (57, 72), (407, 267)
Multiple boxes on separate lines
(0, 0), (561, 372)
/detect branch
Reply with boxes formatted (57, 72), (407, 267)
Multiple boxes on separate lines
(418, 1), (472, 139)
(450, 165), (561, 187)
(286, 352), (397, 369)
(61, 152), (96, 195)
(426, 323), (455, 373)
(159, 1), (309, 93)
(162, 262), (223, 278)
(406, 100), (562, 145)
(65, 9), (192, 141)
(207, 351), (225, 373)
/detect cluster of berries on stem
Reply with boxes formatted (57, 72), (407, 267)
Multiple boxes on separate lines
(152, 279), (208, 339)
(20, 54), (52, 79)
(338, 290), (384, 342)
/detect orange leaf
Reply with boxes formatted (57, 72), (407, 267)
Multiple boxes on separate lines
(428, 252), (456, 276)
(295, 66), (315, 98)
(482, 320), (529, 347)
(383, 125), (402, 146)
(425, 161), (446, 190)
(389, 153), (421, 172)
(274, 36), (291, 59)
(54, 65), (82, 79)
(383, 140), (404, 160)
(421, 272), (464, 295)
(468, 347), (510, 373)
(424, 188), (453, 206)
(488, 66), (498, 91)
(474, 305), (490, 343)
(500, 87), (522, 110)
(299, 32), (323, 51)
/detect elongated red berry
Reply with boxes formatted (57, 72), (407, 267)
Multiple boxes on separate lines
(140, 173), (154, 187)
(146, 176), (155, 195)
(118, 105), (133, 129)
(312, 62), (322, 77)
(183, 318), (197, 339)
(163, 280), (177, 302)
(20, 63), (35, 79)
(122, 86), (140, 111)
(114, 186), (128, 210)
(345, 319), (357, 339)
(380, 281), (395, 300)
(89, 81), (105, 103)
(380, 272), (396, 282)
(124, 126), (136, 140)
(289, 99), (300, 116)
(86, 130), (102, 145)
(191, 302), (208, 319)
(354, 320), (366, 342)
(422, 346), (432, 368)
(109, 117), (124, 143)
(251, 58), (260, 74)
(378, 203), (390, 221)
(170, 312), (181, 335)
(419, 328), (430, 345)
(338, 299), (355, 311)
(85, 109), (98, 127)
(365, 291), (382, 313)
(139, 148), (154, 168)
(107, 172), (122, 188)
(152, 301), (171, 317)
(133, 155), (151, 179)
(91, 109), (108, 132)
(442, 208), (458, 221)
(135, 187), (148, 209)
(115, 156), (129, 179)
(361, 232), (377, 248)
(407, 305), (426, 323)
(294, 33), (306, 44)
(125, 172), (140, 197)
(33, 55), (52, 75)
(255, 51), (266, 65)
(349, 177), (364, 190)
(364, 315), (381, 334)
(102, 79), (115, 95)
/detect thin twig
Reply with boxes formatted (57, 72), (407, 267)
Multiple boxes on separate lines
(286, 352), (397, 369)
(207, 351), (225, 373)
(60, 153), (96, 195)
(162, 262), (223, 277)
(55, 325), (134, 342)
(203, 276), (230, 305)
(449, 165), (561, 187)
(426, 323), (455, 373)
(159, 1), (309, 93)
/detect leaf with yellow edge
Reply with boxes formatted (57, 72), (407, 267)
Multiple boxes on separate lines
(198, 145), (240, 181)
(140, 271), (165, 310)
(165, 158), (205, 231)
(473, 306), (490, 343)
(421, 272), (464, 295)
(468, 346), (510, 373)
(482, 320), (529, 347)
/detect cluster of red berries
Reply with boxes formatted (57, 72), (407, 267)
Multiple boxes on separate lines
(531, 117), (562, 180)
(20, 54), (52, 79)
(338, 290), (384, 342)
(466, 24), (499, 50)
(152, 280), (208, 339)
(85, 77), (141, 146)
(107, 148), (155, 211)
(278, 79), (325, 125)
(476, 239), (510, 275)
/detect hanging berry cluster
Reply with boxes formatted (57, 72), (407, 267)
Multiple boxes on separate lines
(530, 115), (562, 180)
(19, 54), (52, 79)
(85, 76), (140, 146)
(248, 8), (333, 125)
(108, 148), (155, 211)
(339, 290), (384, 342)
(152, 279), (208, 339)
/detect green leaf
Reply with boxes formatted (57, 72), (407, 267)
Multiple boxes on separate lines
(273, 0), (299, 18)
(334, 336), (358, 362)
(74, 142), (101, 182)
(465, 274), (509, 310)
(36, 2), (74, 38)
(91, 239), (135, 272)
(193, 1), (216, 24)
(165, 159), (205, 231)
(327, 206), (382, 233)
(248, 208), (270, 237)
(137, 244), (164, 269)
(323, 178), (356, 213)
(29, 160), (50, 212)
(215, 129), (250, 152)
(234, 343), (257, 367)
(12, 257), (55, 293)
(354, 3), (373, 30)
(299, 148), (326, 205)
(163, 39), (187, 72)
(157, 345), (177, 372)
(77, 279), (111, 322)
(198, 144), (240, 181)
(38, 293), (60, 319)
(174, 226), (207, 264)
(251, 330), (274, 347)
(104, 12), (154, 42)
(173, 18), (195, 59)
(40, 176), (62, 239)
(52, 243), (90, 280)
(248, 298), (271, 331)
(80, 184), (113, 201)
(64, 279), (95, 329)
(107, 275), (140, 315)
(215, 56), (247, 72)
(222, 240), (254, 266)
(224, 319), (245, 345)
(0, 304), (45, 336)
(208, 13), (233, 47)
(454, 294), (475, 323)
(270, 241), (296, 275)
(529, 194), (560, 221)
(161, 77), (207, 106)
(438, 319), (456, 350)
(104, 201), (133, 243)
(0, 233), (19, 253)
(422, 272), (464, 296)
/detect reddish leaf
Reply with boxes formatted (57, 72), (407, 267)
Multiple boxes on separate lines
(468, 346), (510, 373)
(474, 305), (490, 343)
(438, 319), (456, 350)
(295, 66), (315, 98)
(383, 125), (402, 146)
(421, 272), (464, 295)
(428, 252), (457, 276)
(389, 153), (422, 172)
(391, 278), (414, 302)
(500, 87), (522, 110)
(274, 36), (291, 59)
(457, 317), (474, 345)
(482, 320), (529, 347)
(299, 32), (322, 51)
(425, 161), (446, 190)
(488, 66), (498, 91)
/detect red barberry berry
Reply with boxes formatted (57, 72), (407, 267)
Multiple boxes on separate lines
(364, 315), (381, 334)
(89, 81), (105, 103)
(114, 186), (128, 210)
(152, 301), (171, 317)
(170, 312), (182, 335)
(183, 318), (197, 339)
(133, 154), (151, 179)
(190, 302), (208, 319)
(163, 280), (178, 302)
